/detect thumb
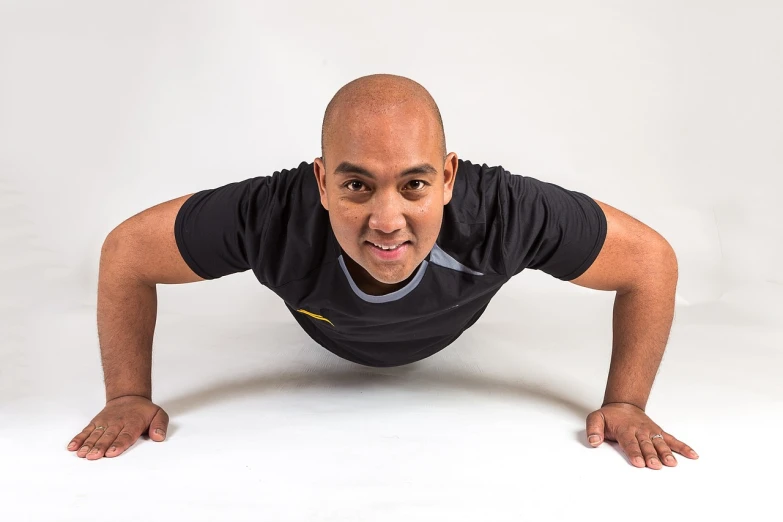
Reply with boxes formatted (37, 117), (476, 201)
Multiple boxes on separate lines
(149, 408), (170, 442)
(586, 410), (605, 447)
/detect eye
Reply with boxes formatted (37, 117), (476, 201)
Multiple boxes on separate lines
(406, 180), (428, 191)
(343, 180), (366, 192)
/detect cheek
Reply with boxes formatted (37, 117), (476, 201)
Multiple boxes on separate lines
(331, 203), (364, 238)
(417, 198), (440, 223)
(417, 191), (442, 214)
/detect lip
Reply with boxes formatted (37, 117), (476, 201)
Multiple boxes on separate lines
(366, 241), (409, 261)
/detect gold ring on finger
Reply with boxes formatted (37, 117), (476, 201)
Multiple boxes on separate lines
(651, 433), (663, 440)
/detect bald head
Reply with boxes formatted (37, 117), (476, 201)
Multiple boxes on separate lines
(312, 74), (459, 291)
(320, 74), (446, 167)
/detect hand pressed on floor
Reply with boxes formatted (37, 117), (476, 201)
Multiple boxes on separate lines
(586, 402), (699, 469)
(67, 395), (169, 460)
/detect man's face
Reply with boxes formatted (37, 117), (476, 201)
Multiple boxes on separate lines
(314, 102), (458, 292)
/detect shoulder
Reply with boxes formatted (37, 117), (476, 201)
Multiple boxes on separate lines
(256, 160), (335, 286)
(438, 158), (510, 276)
(450, 158), (508, 215)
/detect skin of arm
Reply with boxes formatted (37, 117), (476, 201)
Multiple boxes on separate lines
(97, 234), (157, 401)
(97, 194), (203, 402)
(568, 199), (678, 410)
(67, 194), (204, 460)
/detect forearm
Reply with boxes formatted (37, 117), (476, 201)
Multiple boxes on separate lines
(96, 235), (158, 402)
(602, 252), (678, 411)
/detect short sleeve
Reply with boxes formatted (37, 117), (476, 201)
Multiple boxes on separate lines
(174, 176), (275, 281)
(501, 172), (607, 280)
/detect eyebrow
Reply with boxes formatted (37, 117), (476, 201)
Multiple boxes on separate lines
(333, 161), (439, 179)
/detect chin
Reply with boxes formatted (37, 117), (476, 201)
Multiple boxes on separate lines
(351, 243), (425, 285)
(364, 267), (401, 283)
(375, 273), (409, 285)
(366, 261), (418, 284)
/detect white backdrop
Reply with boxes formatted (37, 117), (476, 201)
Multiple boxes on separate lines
(1, 1), (781, 521)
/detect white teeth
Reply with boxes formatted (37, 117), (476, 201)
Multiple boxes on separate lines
(373, 242), (402, 250)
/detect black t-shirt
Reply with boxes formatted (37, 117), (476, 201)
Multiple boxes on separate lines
(174, 159), (606, 367)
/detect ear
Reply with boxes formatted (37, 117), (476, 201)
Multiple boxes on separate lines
(441, 152), (459, 205)
(313, 157), (330, 211)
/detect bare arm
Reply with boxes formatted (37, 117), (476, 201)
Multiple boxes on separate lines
(97, 193), (203, 402)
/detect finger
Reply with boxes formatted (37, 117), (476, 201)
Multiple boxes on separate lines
(104, 429), (139, 458)
(148, 408), (170, 442)
(85, 425), (122, 460)
(652, 436), (677, 466)
(76, 424), (107, 458)
(67, 424), (98, 451)
(585, 410), (605, 446)
(664, 433), (699, 459)
(637, 433), (662, 470)
(617, 431), (645, 468)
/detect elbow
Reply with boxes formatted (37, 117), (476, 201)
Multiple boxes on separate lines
(100, 229), (143, 281)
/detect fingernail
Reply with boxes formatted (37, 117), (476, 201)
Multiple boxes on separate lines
(155, 429), (165, 436)
(68, 442), (77, 449)
(692, 451), (699, 458)
(651, 458), (660, 466)
(109, 446), (117, 453)
(665, 455), (675, 463)
(588, 436), (600, 444)
(80, 445), (89, 453)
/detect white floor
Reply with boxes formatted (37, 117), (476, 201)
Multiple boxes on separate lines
(2, 272), (781, 521)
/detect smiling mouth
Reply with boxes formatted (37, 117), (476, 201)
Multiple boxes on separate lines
(367, 241), (409, 251)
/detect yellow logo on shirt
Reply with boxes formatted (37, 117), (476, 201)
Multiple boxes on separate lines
(296, 308), (335, 327)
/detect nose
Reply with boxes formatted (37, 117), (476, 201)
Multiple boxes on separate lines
(368, 191), (406, 233)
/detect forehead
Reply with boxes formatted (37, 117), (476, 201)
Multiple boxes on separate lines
(329, 104), (439, 164)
